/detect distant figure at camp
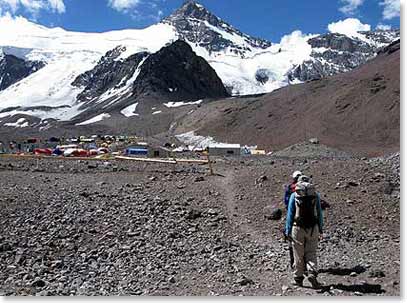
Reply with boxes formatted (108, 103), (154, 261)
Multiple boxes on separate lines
(284, 170), (302, 209)
(285, 175), (323, 289)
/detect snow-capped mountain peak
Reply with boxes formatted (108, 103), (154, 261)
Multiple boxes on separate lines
(168, 0), (212, 19)
(163, 0), (272, 55)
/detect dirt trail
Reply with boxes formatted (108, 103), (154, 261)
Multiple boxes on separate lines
(211, 168), (274, 246)
(206, 158), (400, 296)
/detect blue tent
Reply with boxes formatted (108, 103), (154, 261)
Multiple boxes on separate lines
(52, 148), (63, 156)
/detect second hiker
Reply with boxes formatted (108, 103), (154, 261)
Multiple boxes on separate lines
(285, 175), (323, 289)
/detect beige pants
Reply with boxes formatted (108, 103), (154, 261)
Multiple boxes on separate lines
(291, 225), (319, 280)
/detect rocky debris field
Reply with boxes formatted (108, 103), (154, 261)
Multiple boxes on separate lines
(271, 141), (352, 159)
(0, 153), (400, 296)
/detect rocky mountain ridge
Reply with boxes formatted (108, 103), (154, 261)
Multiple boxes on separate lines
(0, 50), (44, 91)
(289, 30), (399, 81)
(131, 40), (229, 102)
(68, 40), (229, 120)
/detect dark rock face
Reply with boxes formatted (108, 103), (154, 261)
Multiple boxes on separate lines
(0, 53), (44, 91)
(288, 30), (399, 82)
(131, 40), (229, 101)
(377, 39), (400, 55)
(255, 69), (270, 85)
(362, 29), (400, 45)
(72, 46), (148, 102)
(162, 0), (271, 55)
(308, 33), (373, 52)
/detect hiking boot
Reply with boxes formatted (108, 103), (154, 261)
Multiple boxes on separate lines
(308, 276), (322, 289)
(290, 278), (303, 287)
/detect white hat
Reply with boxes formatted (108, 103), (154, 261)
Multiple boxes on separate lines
(292, 170), (302, 179)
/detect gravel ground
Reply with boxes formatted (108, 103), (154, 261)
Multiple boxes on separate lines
(271, 141), (353, 159)
(0, 154), (400, 296)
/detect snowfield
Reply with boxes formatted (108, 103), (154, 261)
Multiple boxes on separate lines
(0, 15), (177, 121)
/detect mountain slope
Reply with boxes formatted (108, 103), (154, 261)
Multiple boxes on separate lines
(69, 40), (229, 121)
(0, 0), (400, 125)
(131, 40), (229, 103)
(288, 30), (399, 81)
(174, 40), (400, 155)
(0, 15), (177, 121)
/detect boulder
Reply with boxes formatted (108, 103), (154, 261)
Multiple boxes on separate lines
(264, 206), (283, 220)
(309, 138), (319, 144)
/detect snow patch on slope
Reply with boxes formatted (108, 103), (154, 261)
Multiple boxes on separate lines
(164, 100), (203, 107)
(120, 102), (139, 117)
(4, 117), (29, 128)
(0, 105), (83, 121)
(75, 113), (111, 126)
(176, 130), (234, 150)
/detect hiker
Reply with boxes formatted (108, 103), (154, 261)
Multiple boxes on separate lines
(283, 170), (302, 269)
(284, 170), (302, 209)
(285, 175), (323, 288)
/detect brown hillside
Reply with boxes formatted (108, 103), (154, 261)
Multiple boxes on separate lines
(176, 41), (400, 156)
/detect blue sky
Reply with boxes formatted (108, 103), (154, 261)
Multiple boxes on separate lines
(0, 0), (401, 42)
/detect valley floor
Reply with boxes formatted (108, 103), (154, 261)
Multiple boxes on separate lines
(0, 154), (400, 296)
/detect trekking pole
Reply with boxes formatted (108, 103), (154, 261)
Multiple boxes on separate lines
(282, 231), (295, 269)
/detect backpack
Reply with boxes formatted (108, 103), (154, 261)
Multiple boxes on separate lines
(294, 180), (318, 229)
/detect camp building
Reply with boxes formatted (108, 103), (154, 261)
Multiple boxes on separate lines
(208, 143), (241, 156)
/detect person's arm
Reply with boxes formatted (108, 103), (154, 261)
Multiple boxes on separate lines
(285, 193), (296, 236)
(316, 193), (323, 233)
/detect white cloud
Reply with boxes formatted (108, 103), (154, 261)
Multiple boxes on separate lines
(19, 0), (45, 14)
(380, 0), (400, 20)
(107, 0), (140, 13)
(376, 23), (392, 30)
(279, 30), (309, 47)
(0, 0), (65, 15)
(0, 0), (19, 13)
(339, 0), (364, 15)
(328, 18), (371, 37)
(107, 0), (166, 23)
(47, 0), (65, 13)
